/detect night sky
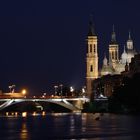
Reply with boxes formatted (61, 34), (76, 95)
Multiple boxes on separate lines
(0, 0), (140, 95)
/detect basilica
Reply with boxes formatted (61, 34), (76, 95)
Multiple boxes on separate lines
(101, 27), (136, 76)
(86, 19), (137, 97)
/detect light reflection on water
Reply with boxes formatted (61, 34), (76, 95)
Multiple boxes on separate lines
(20, 122), (28, 139)
(0, 113), (140, 140)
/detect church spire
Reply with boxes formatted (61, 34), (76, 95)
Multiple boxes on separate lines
(128, 31), (132, 40)
(123, 45), (126, 53)
(88, 15), (96, 36)
(103, 53), (108, 66)
(127, 30), (133, 50)
(111, 25), (117, 44)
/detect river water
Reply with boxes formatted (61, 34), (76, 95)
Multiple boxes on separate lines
(0, 113), (140, 140)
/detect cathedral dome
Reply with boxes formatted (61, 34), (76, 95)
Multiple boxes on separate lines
(114, 62), (125, 74)
(121, 52), (127, 60)
(121, 46), (127, 64)
(101, 65), (114, 76)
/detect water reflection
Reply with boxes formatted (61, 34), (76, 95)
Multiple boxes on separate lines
(6, 112), (9, 116)
(0, 113), (140, 140)
(81, 113), (87, 132)
(32, 112), (36, 116)
(15, 112), (18, 116)
(22, 112), (27, 117)
(70, 115), (75, 133)
(20, 122), (28, 140)
(42, 111), (46, 116)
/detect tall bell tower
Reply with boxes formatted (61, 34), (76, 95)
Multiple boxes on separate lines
(86, 17), (98, 98)
(109, 25), (119, 69)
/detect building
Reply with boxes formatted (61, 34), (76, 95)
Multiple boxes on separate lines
(122, 53), (140, 77)
(86, 18), (137, 98)
(91, 54), (140, 99)
(101, 29), (136, 76)
(86, 18), (98, 98)
(92, 74), (123, 99)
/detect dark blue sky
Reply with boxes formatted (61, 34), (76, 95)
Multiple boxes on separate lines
(0, 0), (140, 94)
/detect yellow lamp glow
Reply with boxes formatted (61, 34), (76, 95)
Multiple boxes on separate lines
(22, 89), (27, 95)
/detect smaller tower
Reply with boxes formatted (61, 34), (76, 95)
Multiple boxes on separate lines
(127, 31), (133, 50)
(126, 31), (135, 63)
(109, 25), (119, 69)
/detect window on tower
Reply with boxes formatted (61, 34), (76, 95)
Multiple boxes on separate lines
(112, 52), (114, 59)
(94, 44), (96, 52)
(115, 51), (117, 60)
(90, 44), (92, 52)
(90, 65), (93, 72)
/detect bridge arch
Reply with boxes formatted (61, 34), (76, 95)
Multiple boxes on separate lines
(0, 98), (88, 112)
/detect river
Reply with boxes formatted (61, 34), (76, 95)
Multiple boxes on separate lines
(0, 113), (140, 140)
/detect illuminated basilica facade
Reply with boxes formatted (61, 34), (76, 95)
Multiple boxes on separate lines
(86, 19), (137, 97)
(101, 27), (136, 76)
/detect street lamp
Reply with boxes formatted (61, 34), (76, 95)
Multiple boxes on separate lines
(70, 86), (74, 97)
(59, 84), (63, 98)
(54, 85), (58, 96)
(22, 89), (27, 98)
(8, 85), (16, 93)
(42, 93), (46, 98)
(8, 86), (12, 93)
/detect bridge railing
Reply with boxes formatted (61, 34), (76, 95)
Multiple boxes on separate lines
(0, 95), (88, 99)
